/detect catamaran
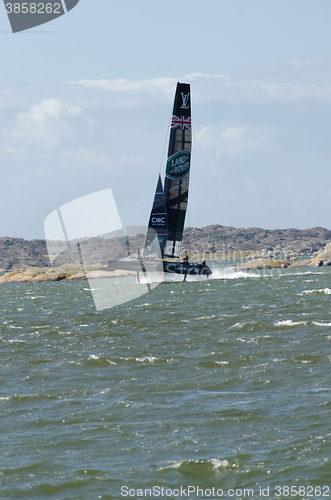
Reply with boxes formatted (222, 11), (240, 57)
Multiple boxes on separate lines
(144, 82), (211, 279)
(108, 82), (212, 280)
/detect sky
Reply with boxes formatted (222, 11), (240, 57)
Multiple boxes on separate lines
(1, 0), (331, 239)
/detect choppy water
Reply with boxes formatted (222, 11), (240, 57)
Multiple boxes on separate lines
(1, 264), (331, 499)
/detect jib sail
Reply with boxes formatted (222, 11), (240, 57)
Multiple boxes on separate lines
(144, 175), (168, 258)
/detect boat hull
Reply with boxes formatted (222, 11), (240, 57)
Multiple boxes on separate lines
(107, 260), (212, 277)
(162, 260), (212, 276)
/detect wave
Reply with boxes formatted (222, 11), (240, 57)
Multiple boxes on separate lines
(275, 319), (331, 327)
(211, 267), (260, 281)
(158, 458), (229, 476)
(275, 320), (307, 326)
(300, 288), (331, 295)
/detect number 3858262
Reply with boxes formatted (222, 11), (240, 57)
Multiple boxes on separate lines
(5, 3), (61, 14)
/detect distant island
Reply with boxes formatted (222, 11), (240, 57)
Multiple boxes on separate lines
(1, 225), (331, 272)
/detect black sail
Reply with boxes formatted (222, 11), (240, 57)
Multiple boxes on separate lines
(144, 175), (168, 258)
(163, 82), (191, 258)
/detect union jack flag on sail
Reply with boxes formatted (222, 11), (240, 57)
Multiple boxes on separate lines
(171, 115), (191, 130)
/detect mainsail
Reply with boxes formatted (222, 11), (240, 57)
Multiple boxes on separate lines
(163, 82), (191, 258)
(144, 175), (168, 258)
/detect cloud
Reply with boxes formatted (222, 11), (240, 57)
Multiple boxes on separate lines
(69, 73), (230, 94)
(195, 126), (269, 158)
(68, 64), (331, 106)
(69, 77), (178, 94)
(8, 99), (83, 150)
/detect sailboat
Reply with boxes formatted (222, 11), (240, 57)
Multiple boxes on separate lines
(107, 82), (212, 280)
(143, 82), (212, 279)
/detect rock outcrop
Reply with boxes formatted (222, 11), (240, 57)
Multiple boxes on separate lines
(237, 241), (331, 270)
(0, 267), (135, 283)
(0, 237), (49, 271)
(237, 259), (287, 270)
(183, 225), (331, 257)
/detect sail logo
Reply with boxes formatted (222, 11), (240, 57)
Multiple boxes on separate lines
(166, 151), (191, 180)
(157, 237), (166, 246)
(151, 216), (166, 225)
(180, 93), (190, 109)
(3, 0), (80, 33)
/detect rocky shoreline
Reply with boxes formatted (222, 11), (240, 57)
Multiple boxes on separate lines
(236, 243), (331, 270)
(1, 241), (330, 283)
(0, 267), (136, 284)
(1, 225), (331, 272)
(1, 226), (331, 283)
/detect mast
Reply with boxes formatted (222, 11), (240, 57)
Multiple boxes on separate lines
(163, 83), (191, 259)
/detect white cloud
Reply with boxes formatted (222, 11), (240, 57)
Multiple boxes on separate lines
(68, 77), (178, 95)
(71, 73), (231, 94)
(8, 99), (83, 150)
(195, 126), (269, 158)
(68, 65), (331, 106)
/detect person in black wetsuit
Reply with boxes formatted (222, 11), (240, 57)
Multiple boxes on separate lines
(182, 253), (189, 264)
(182, 253), (189, 281)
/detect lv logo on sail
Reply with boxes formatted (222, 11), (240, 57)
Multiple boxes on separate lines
(180, 93), (190, 109)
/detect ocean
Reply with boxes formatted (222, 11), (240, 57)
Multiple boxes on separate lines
(1, 263), (331, 499)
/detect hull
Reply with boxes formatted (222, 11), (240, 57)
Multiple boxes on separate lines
(107, 259), (212, 277)
(162, 260), (212, 276)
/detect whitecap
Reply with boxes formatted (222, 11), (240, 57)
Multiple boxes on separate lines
(195, 314), (216, 320)
(300, 288), (331, 295)
(275, 320), (307, 326)
(157, 458), (229, 471)
(135, 356), (157, 362)
(211, 267), (260, 281)
(210, 458), (229, 468)
(231, 322), (244, 328)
